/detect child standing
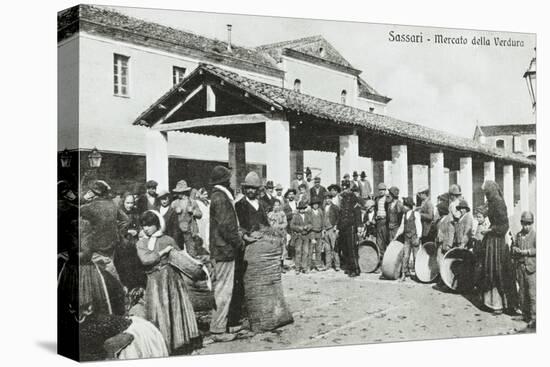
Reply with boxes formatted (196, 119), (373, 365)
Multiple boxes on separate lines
(309, 197), (325, 271)
(512, 211), (536, 329)
(290, 200), (312, 274)
(268, 199), (288, 271)
(393, 197), (422, 282)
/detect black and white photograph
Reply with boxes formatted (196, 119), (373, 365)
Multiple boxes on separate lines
(54, 2), (539, 363)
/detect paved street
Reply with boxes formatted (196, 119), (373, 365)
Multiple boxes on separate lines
(197, 270), (531, 355)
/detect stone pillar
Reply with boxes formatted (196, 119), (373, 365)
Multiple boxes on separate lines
(145, 130), (169, 190)
(290, 150), (304, 180)
(266, 119), (291, 187)
(339, 133), (359, 180)
(383, 160), (393, 186)
(484, 161), (495, 184)
(228, 141), (246, 191)
(429, 151), (445, 204)
(391, 145), (408, 197)
(519, 167), (529, 212)
(409, 164), (429, 197)
(459, 156), (473, 207)
(503, 164), (514, 217)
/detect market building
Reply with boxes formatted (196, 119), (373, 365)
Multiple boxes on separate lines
(58, 5), (536, 227)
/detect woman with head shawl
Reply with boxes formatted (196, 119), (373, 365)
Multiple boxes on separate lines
(480, 181), (518, 314)
(136, 210), (202, 355)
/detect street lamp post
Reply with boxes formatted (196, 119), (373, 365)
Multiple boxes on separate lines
(81, 147), (103, 189)
(523, 49), (536, 111)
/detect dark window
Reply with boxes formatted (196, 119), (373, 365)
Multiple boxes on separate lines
(496, 139), (505, 149)
(172, 66), (186, 85)
(528, 139), (536, 152)
(113, 54), (129, 96)
(293, 79), (301, 93)
(341, 90), (347, 105)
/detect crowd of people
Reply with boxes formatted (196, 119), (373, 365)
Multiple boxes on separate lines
(57, 165), (536, 360)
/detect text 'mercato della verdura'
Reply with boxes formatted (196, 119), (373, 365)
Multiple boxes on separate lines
(388, 31), (525, 47)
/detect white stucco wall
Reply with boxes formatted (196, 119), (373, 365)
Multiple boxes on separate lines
(76, 33), (281, 163)
(58, 36), (80, 151)
(282, 56), (358, 106)
(484, 134), (536, 154)
(355, 96), (387, 115)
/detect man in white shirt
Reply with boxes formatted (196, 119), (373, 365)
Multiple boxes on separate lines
(393, 197), (422, 282)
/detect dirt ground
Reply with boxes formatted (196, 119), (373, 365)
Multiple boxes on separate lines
(196, 269), (532, 355)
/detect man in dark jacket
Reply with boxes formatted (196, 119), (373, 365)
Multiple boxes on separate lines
(337, 180), (363, 277)
(259, 180), (277, 213)
(136, 180), (159, 214)
(208, 166), (243, 340)
(80, 180), (120, 280)
(309, 176), (327, 205)
(416, 187), (434, 242)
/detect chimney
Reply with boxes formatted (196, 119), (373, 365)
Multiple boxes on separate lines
(226, 24), (232, 52)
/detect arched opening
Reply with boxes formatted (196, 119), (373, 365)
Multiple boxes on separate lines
(293, 79), (301, 93)
(341, 89), (347, 105)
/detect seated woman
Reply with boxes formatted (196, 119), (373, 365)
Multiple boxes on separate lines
(136, 210), (202, 355)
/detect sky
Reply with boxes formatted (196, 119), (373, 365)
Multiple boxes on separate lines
(110, 5), (536, 138)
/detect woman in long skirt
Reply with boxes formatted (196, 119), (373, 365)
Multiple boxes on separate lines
(480, 181), (518, 314)
(136, 210), (202, 355)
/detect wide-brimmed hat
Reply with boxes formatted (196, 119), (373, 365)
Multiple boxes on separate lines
(352, 171), (359, 177)
(313, 176), (321, 182)
(377, 182), (387, 190)
(360, 171), (367, 178)
(173, 180), (192, 193)
(90, 180), (111, 196)
(327, 184), (341, 193)
(242, 171), (261, 188)
(416, 186), (430, 195)
(297, 200), (309, 209)
(388, 186), (400, 197)
(520, 211), (534, 224)
(275, 183), (283, 191)
(284, 188), (296, 198)
(157, 189), (170, 199)
(449, 184), (462, 196)
(403, 197), (415, 209)
(456, 199), (470, 211)
(146, 180), (158, 189)
(265, 180), (274, 189)
(209, 165), (232, 185)
(310, 196), (322, 205)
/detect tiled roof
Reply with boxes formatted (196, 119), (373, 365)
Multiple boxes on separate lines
(135, 64), (534, 166)
(256, 35), (354, 68)
(357, 77), (391, 104)
(478, 124), (536, 136)
(57, 4), (283, 78)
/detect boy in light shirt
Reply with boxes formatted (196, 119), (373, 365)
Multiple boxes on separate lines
(393, 197), (422, 282)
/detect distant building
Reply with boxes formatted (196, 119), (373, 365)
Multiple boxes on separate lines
(474, 124), (536, 159)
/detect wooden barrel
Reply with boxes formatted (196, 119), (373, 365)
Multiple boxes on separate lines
(358, 240), (379, 273)
(414, 242), (440, 283)
(440, 247), (476, 292)
(381, 240), (404, 280)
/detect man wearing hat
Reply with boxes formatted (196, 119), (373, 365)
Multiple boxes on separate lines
(454, 199), (474, 249)
(283, 188), (298, 263)
(309, 176), (327, 206)
(309, 195), (325, 271)
(323, 192), (341, 271)
(232, 171), (270, 328)
(416, 186), (434, 242)
(351, 171), (361, 190)
(359, 171), (372, 200)
(136, 180), (159, 214)
(290, 199), (313, 274)
(157, 189), (181, 246)
(387, 186), (405, 242)
(327, 184), (342, 207)
(290, 170), (308, 193)
(392, 197), (422, 281)
(207, 166), (244, 340)
(171, 179), (203, 256)
(274, 183), (284, 202)
(448, 184), (463, 220)
(80, 180), (121, 281)
(342, 173), (352, 189)
(336, 180), (363, 277)
(259, 180), (277, 213)
(374, 183), (389, 258)
(512, 211), (536, 329)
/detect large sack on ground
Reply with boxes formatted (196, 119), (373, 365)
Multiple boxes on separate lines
(243, 228), (293, 332)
